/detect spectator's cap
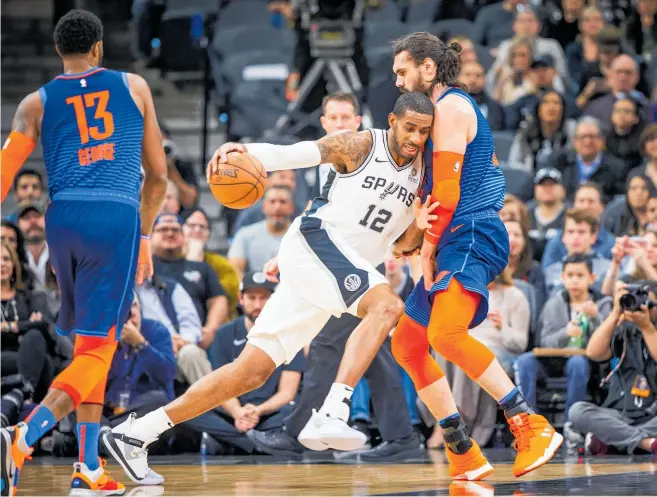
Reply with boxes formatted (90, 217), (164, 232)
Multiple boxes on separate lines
(15, 200), (45, 219)
(530, 55), (554, 70)
(534, 167), (562, 185)
(597, 27), (622, 50)
(153, 213), (183, 228)
(240, 271), (276, 294)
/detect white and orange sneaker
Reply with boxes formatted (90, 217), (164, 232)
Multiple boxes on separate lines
(508, 413), (563, 477)
(445, 439), (494, 481)
(1, 424), (32, 497)
(70, 459), (125, 496)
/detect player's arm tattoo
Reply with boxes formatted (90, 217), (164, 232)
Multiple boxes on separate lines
(11, 92), (41, 140)
(316, 130), (372, 174)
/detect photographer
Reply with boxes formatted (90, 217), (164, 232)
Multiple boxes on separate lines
(272, 0), (369, 130)
(568, 282), (657, 456)
(161, 127), (198, 211)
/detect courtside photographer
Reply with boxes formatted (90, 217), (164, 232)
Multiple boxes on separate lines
(568, 281), (657, 456)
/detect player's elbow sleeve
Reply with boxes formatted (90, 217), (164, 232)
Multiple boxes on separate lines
(434, 179), (460, 212)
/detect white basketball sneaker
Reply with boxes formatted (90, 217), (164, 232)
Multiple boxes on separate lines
(298, 410), (367, 452)
(102, 414), (164, 486)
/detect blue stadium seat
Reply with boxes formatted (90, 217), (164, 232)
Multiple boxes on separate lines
(366, 2), (401, 22)
(475, 43), (494, 71)
(430, 19), (475, 41)
(501, 162), (534, 203)
(366, 77), (399, 129)
(226, 26), (295, 55)
(365, 21), (425, 50)
(492, 131), (515, 162)
(405, 0), (440, 24)
(217, 0), (271, 30)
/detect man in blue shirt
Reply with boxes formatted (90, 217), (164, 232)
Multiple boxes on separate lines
(186, 272), (303, 454)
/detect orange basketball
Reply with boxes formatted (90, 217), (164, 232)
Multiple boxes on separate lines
(208, 152), (267, 209)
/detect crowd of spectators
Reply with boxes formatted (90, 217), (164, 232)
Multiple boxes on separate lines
(2, 0), (657, 461)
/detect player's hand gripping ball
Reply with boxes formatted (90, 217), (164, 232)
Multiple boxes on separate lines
(207, 143), (267, 209)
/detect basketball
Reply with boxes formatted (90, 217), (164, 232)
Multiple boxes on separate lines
(208, 151), (267, 209)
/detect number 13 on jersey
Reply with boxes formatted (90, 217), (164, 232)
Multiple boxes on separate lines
(66, 90), (116, 166)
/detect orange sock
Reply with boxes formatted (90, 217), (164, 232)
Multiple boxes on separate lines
(391, 313), (445, 390)
(51, 327), (118, 407)
(428, 279), (494, 380)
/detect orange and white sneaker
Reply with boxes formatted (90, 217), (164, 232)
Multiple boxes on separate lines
(445, 439), (494, 481)
(70, 459), (125, 496)
(508, 413), (563, 477)
(1, 423), (32, 496)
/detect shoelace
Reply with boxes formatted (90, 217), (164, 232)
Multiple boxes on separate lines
(97, 459), (118, 486)
(509, 419), (532, 452)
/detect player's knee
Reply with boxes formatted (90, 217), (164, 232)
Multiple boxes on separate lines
(233, 353), (276, 391)
(428, 322), (468, 361)
(391, 325), (421, 365)
(371, 294), (405, 327)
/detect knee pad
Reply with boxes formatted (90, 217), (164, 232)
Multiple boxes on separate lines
(428, 322), (494, 380)
(391, 315), (444, 390)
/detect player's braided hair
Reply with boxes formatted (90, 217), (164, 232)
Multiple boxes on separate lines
(54, 9), (103, 56)
(392, 32), (467, 92)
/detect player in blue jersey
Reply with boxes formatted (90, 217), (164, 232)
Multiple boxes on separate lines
(389, 32), (562, 481)
(0, 10), (167, 496)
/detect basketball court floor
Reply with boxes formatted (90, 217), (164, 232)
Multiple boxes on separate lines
(18, 450), (657, 496)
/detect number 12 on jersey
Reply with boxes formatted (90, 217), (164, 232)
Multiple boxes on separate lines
(359, 204), (392, 233)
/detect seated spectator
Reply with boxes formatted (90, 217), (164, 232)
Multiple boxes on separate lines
(228, 186), (294, 279)
(104, 295), (176, 421)
(605, 97), (645, 173)
(543, 209), (611, 296)
(543, 0), (586, 49)
(203, 272), (302, 454)
(565, 6), (605, 94)
(488, 37), (536, 106)
(161, 127), (198, 211)
(509, 89), (575, 172)
(4, 169), (46, 224)
(500, 193), (531, 232)
(621, 0), (657, 63)
(542, 182), (616, 267)
(152, 214), (229, 348)
(581, 54), (647, 132)
(233, 170), (301, 235)
(528, 168), (567, 261)
(158, 180), (182, 216)
(15, 202), (59, 315)
(630, 123), (657, 189)
(1, 220), (38, 292)
(505, 56), (571, 131)
(506, 219), (547, 311)
(1, 242), (71, 402)
(460, 61), (505, 132)
(490, 7), (569, 82)
(549, 116), (625, 201)
(472, 0), (526, 49)
(516, 254), (613, 422)
(597, 0), (634, 26)
(602, 174), (654, 236)
(601, 232), (657, 296)
(183, 208), (240, 317)
(136, 274), (213, 386)
(569, 281), (657, 456)
(449, 36), (478, 65)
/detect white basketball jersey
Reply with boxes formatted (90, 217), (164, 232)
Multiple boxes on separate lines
(306, 128), (424, 266)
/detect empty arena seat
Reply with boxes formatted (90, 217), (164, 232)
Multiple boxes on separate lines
(430, 19), (474, 41)
(366, 77), (399, 129)
(365, 21), (430, 51)
(405, 0), (440, 24)
(217, 0), (271, 30)
(474, 43), (494, 71)
(501, 162), (534, 203)
(366, 2), (401, 22)
(492, 131), (514, 162)
(227, 26), (295, 56)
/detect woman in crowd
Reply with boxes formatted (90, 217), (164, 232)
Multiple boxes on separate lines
(630, 123), (657, 189)
(1, 220), (37, 292)
(183, 208), (240, 317)
(505, 219), (546, 311)
(488, 37), (536, 105)
(601, 230), (657, 296)
(602, 174), (654, 237)
(509, 90), (576, 172)
(0, 242), (71, 402)
(500, 194), (531, 232)
(565, 6), (605, 94)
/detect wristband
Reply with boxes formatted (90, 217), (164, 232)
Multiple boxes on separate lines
(140, 234), (152, 240)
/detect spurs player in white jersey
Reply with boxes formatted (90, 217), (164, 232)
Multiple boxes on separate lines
(104, 92), (436, 483)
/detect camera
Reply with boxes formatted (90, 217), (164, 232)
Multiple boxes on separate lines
(619, 283), (657, 312)
(297, 0), (365, 58)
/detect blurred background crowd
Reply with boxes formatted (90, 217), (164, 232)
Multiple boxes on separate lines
(1, 0), (656, 463)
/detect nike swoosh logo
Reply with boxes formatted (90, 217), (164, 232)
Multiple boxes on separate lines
(374, 158), (387, 163)
(233, 339), (247, 346)
(450, 224), (465, 233)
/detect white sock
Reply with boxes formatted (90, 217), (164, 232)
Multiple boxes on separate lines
(318, 383), (354, 422)
(131, 407), (175, 442)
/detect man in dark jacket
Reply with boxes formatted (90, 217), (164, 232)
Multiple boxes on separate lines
(549, 116), (625, 201)
(569, 281), (657, 455)
(460, 61), (505, 132)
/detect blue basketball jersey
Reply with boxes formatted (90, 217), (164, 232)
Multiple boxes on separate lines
(420, 87), (505, 219)
(39, 67), (143, 204)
